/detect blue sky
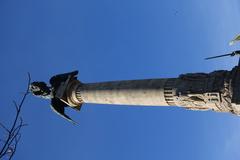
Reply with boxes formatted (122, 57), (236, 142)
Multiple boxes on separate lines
(1, 0), (240, 159)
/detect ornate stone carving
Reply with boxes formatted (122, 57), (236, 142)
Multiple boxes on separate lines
(172, 67), (240, 115)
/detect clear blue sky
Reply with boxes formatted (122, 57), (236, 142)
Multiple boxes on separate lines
(1, 0), (240, 159)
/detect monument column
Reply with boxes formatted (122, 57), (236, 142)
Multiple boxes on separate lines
(65, 66), (240, 116)
(74, 79), (171, 106)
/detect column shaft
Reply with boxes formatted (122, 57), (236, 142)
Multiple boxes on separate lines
(75, 79), (173, 106)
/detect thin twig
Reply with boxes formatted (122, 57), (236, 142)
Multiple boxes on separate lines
(0, 73), (31, 159)
(4, 123), (23, 156)
(0, 122), (10, 133)
(9, 134), (21, 160)
(12, 101), (19, 112)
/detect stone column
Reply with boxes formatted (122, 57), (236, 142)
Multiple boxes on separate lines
(67, 79), (170, 106)
(65, 66), (240, 116)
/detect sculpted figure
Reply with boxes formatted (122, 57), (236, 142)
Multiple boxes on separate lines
(29, 71), (79, 124)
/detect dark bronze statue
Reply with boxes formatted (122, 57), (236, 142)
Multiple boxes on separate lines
(30, 71), (80, 124)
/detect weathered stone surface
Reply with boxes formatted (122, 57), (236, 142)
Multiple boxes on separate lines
(64, 66), (240, 116)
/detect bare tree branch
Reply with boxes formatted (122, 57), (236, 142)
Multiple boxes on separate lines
(9, 134), (21, 160)
(0, 73), (31, 159)
(12, 101), (19, 112)
(0, 122), (10, 133)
